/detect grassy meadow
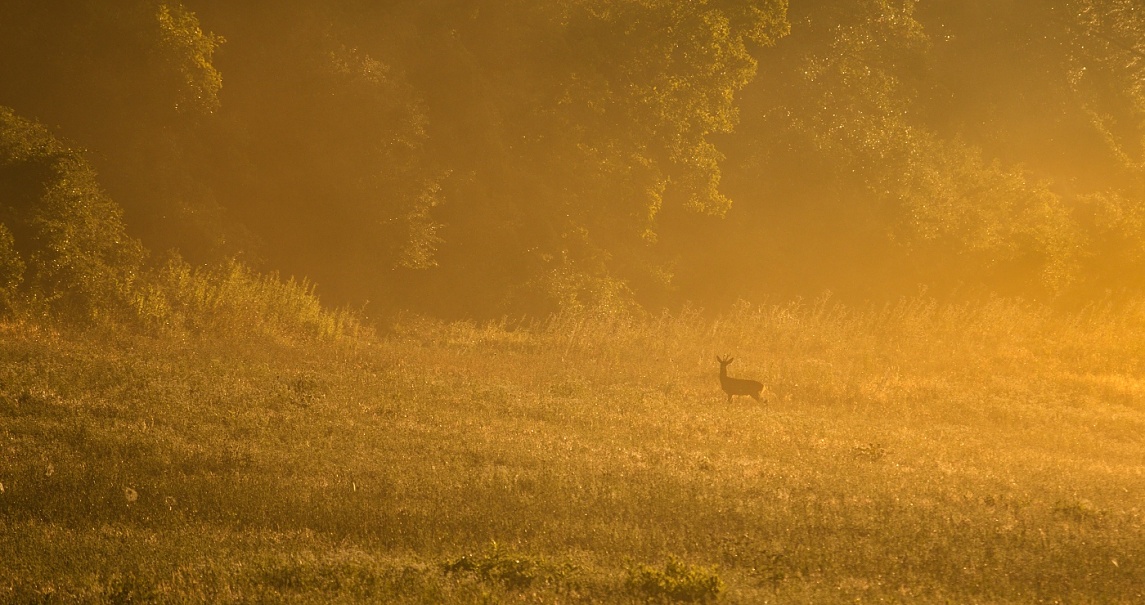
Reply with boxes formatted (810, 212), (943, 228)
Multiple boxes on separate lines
(2, 297), (1144, 603)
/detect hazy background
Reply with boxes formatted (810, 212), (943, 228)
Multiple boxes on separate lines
(4, 4), (1145, 601)
(3, 0), (1144, 320)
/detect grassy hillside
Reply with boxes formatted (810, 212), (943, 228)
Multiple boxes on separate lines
(2, 298), (1144, 603)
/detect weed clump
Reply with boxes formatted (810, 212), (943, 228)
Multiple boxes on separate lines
(441, 544), (572, 590)
(626, 556), (723, 603)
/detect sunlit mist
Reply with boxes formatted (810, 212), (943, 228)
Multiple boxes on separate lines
(2, 1), (1144, 602)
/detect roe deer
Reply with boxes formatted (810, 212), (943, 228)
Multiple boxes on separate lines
(716, 355), (765, 403)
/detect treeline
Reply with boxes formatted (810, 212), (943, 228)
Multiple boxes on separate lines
(1, 0), (1144, 322)
(0, 108), (366, 340)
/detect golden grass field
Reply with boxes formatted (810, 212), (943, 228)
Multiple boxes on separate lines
(2, 297), (1144, 603)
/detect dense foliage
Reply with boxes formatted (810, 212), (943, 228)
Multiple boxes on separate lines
(2, 0), (1145, 319)
(0, 107), (144, 321)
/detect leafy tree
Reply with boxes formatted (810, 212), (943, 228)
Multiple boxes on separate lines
(1067, 0), (1145, 180)
(0, 107), (144, 320)
(0, 0), (232, 262)
(706, 0), (1145, 301)
(167, 0), (789, 316)
(361, 0), (790, 314)
(156, 2), (225, 114)
(181, 1), (443, 308)
(0, 223), (23, 313)
(13, 0), (1145, 318)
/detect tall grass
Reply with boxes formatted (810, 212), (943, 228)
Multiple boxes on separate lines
(1, 296), (1143, 602)
(131, 257), (370, 343)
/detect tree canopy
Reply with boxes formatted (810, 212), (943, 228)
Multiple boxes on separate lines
(2, 0), (1145, 319)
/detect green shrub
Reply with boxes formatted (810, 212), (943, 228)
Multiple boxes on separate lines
(627, 557), (723, 603)
(0, 106), (144, 321)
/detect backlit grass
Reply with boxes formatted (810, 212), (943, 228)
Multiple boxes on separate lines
(1, 297), (1143, 602)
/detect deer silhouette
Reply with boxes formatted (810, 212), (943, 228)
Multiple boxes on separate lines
(716, 355), (765, 403)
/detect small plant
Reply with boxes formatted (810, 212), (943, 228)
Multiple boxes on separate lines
(627, 556), (723, 603)
(442, 543), (569, 590)
(852, 442), (888, 462)
(1054, 499), (1106, 526)
(103, 572), (156, 603)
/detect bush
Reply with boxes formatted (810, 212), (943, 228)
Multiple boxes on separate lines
(0, 106), (144, 321)
(132, 254), (369, 343)
(627, 556), (723, 603)
(441, 544), (574, 591)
